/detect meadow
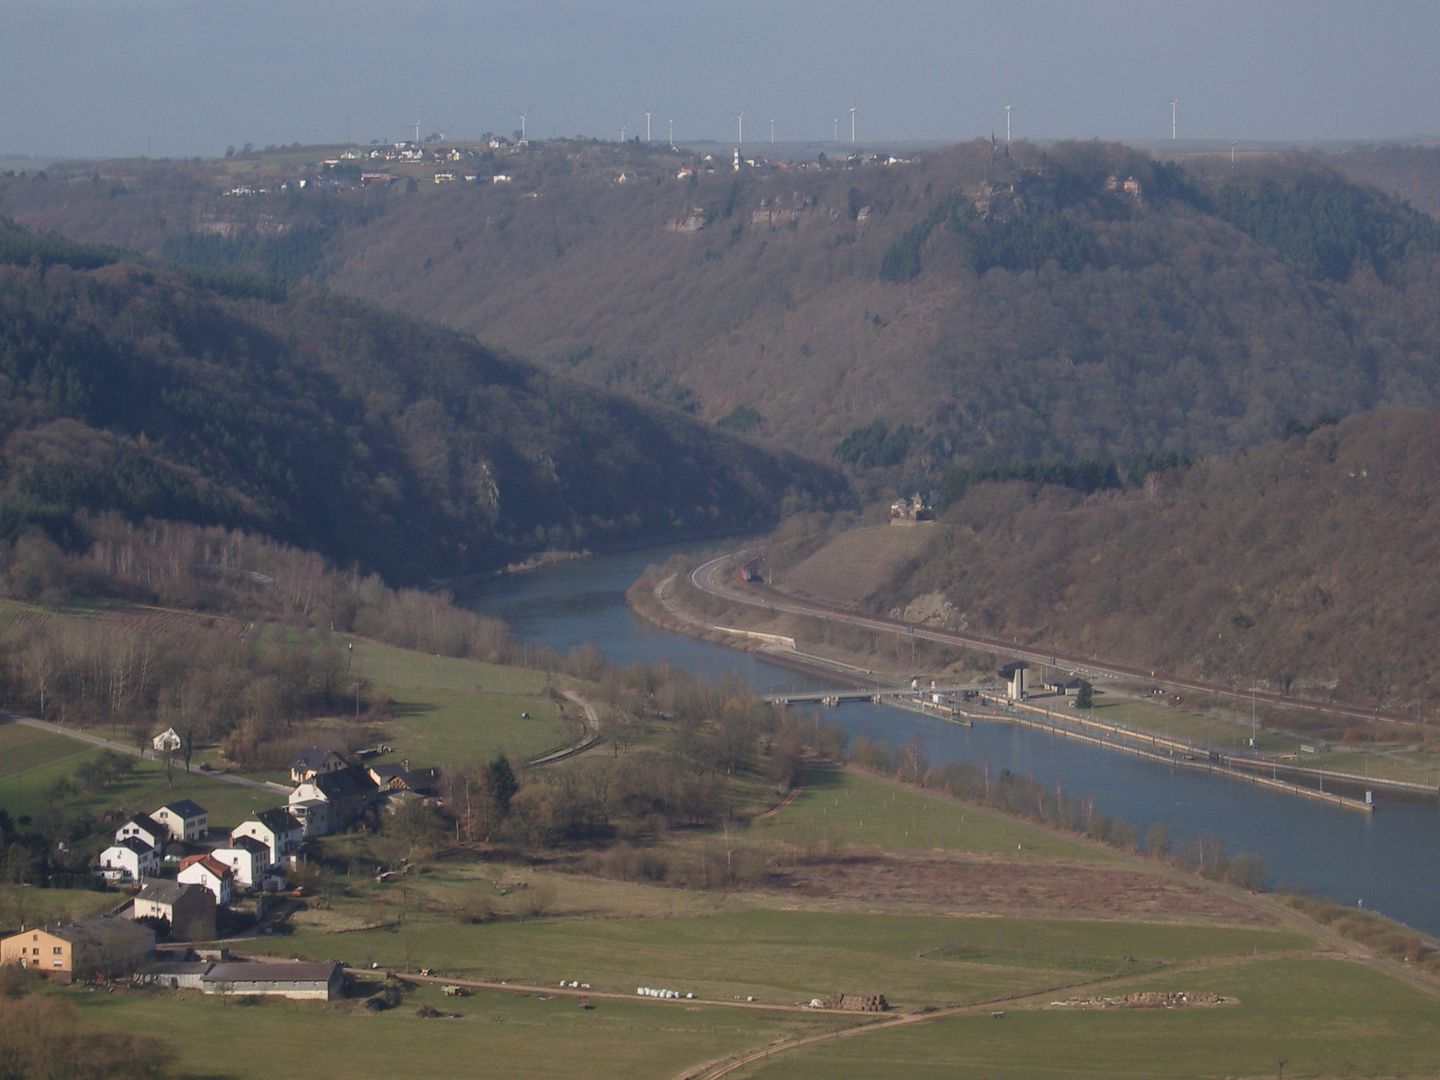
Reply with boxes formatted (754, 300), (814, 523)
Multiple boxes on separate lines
(0, 723), (278, 828)
(68, 980), (852, 1080)
(349, 638), (576, 767)
(738, 956), (1440, 1080)
(751, 764), (1105, 858)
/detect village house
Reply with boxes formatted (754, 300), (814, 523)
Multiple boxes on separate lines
(229, 809), (303, 867)
(152, 800), (208, 842)
(99, 837), (159, 883)
(133, 880), (217, 942)
(287, 796), (329, 839)
(289, 748), (349, 784)
(209, 838), (269, 889)
(177, 854), (234, 906)
(151, 728), (182, 753)
(288, 765), (379, 834)
(1, 918), (154, 983)
(115, 814), (167, 852)
(368, 761), (441, 796)
(889, 492), (934, 523)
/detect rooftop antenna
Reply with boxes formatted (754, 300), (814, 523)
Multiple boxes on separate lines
(734, 104), (748, 144)
(1170, 98), (1178, 141)
(642, 106), (654, 142)
(850, 100), (857, 143)
(513, 105), (533, 141)
(1005, 104), (1012, 145)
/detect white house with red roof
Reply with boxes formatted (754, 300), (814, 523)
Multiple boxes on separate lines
(177, 854), (234, 905)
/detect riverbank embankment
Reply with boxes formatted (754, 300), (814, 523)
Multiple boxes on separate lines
(637, 563), (1379, 813)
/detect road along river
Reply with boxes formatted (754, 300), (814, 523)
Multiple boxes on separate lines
(467, 541), (1440, 937)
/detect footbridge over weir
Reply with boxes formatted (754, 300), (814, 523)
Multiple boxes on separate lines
(766, 685), (986, 707)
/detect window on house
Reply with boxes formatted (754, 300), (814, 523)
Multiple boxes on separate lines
(52, 947), (61, 955)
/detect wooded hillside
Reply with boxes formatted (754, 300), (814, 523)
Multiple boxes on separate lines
(8, 141), (1440, 479)
(771, 408), (1440, 718)
(0, 222), (842, 583)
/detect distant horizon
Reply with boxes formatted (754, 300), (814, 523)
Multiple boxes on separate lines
(2, 1), (1437, 160)
(8, 132), (1440, 169)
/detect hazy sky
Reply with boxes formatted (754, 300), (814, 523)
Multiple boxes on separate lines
(3, 1), (1438, 159)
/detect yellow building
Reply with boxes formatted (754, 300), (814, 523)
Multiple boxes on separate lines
(1, 918), (154, 983)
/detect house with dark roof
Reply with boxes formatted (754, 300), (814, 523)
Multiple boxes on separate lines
(152, 800), (208, 842)
(1, 917), (154, 983)
(115, 814), (167, 852)
(289, 747), (349, 784)
(100, 837), (159, 882)
(229, 809), (303, 866)
(368, 760), (441, 796)
(288, 765), (379, 834)
(210, 838), (269, 888)
(133, 880), (216, 942)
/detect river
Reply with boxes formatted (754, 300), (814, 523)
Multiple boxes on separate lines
(469, 541), (1440, 937)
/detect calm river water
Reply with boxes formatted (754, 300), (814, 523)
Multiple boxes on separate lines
(468, 542), (1440, 937)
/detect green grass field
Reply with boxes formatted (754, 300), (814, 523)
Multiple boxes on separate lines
(241, 899), (1312, 1013)
(752, 764), (1105, 859)
(739, 956), (1440, 1079)
(0, 723), (276, 831)
(0, 884), (117, 929)
(69, 980), (851, 1080)
(350, 639), (577, 767)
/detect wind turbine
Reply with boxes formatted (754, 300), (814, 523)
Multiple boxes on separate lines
(849, 101), (857, 143)
(832, 117), (839, 141)
(514, 105), (533, 142)
(412, 113), (424, 145)
(1005, 104), (1012, 145)
(734, 104), (748, 144)
(642, 106), (655, 142)
(1229, 139), (1238, 166)
(620, 114), (628, 143)
(1170, 99), (1178, 141)
(770, 118), (775, 142)
(668, 117), (675, 148)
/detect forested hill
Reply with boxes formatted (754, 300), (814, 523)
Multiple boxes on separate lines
(775, 407), (1440, 720)
(1332, 143), (1440, 219)
(0, 222), (843, 583)
(8, 141), (1440, 477)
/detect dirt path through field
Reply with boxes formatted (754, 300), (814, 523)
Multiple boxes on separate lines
(528, 691), (602, 765)
(664, 950), (1320, 1080)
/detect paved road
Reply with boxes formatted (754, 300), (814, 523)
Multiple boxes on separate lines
(690, 551), (1414, 729)
(7, 714), (291, 793)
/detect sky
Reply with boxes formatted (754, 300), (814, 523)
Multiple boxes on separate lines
(2, 0), (1439, 159)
